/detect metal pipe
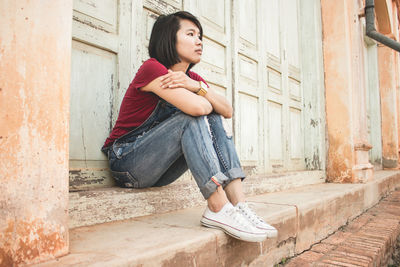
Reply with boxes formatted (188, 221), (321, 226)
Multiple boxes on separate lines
(365, 0), (400, 52)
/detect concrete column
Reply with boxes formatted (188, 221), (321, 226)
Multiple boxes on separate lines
(392, 2), (400, 166)
(321, 0), (373, 183)
(378, 45), (399, 168)
(0, 1), (72, 266)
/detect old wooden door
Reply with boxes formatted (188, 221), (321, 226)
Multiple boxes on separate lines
(69, 0), (133, 189)
(69, 0), (319, 190)
(264, 0), (304, 172)
(233, 0), (305, 173)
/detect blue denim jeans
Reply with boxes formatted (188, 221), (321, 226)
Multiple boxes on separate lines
(105, 100), (245, 199)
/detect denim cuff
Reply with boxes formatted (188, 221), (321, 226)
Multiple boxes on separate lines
(224, 167), (246, 182)
(199, 168), (246, 199)
(200, 172), (229, 199)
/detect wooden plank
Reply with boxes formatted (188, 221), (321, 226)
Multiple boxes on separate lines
(69, 41), (116, 161)
(239, 93), (259, 162)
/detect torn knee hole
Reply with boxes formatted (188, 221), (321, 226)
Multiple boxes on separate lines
(221, 116), (233, 138)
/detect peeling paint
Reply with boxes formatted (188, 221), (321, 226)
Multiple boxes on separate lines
(69, 169), (115, 191)
(73, 15), (110, 33)
(0, 219), (68, 266)
(305, 149), (321, 170)
(310, 118), (319, 128)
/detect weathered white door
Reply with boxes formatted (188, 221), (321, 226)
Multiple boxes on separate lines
(69, 0), (317, 190)
(264, 0), (304, 172)
(232, 0), (262, 173)
(69, 0), (133, 188)
(233, 0), (305, 173)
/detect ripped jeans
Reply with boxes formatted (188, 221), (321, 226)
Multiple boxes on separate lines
(105, 100), (245, 199)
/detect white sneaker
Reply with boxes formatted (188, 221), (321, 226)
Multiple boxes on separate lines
(200, 202), (267, 242)
(236, 202), (278, 238)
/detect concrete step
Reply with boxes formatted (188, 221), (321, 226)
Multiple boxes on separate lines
(69, 170), (325, 228)
(35, 170), (400, 267)
(285, 189), (400, 266)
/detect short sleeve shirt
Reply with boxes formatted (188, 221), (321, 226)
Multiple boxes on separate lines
(103, 58), (207, 148)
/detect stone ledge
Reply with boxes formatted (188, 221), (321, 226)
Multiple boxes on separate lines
(34, 170), (400, 267)
(286, 188), (400, 266)
(69, 170), (325, 228)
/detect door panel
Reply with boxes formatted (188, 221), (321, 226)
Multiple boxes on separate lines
(70, 0), (121, 163)
(70, 0), (131, 189)
(284, 0), (300, 69)
(264, 0), (304, 172)
(239, 94), (259, 162)
(234, 0), (261, 169)
(289, 108), (303, 159)
(70, 41), (116, 161)
(73, 0), (118, 31)
(239, 0), (257, 47)
(268, 101), (283, 162)
(266, 0), (281, 63)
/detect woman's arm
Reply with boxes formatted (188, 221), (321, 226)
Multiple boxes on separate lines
(203, 88), (233, 118)
(160, 70), (233, 118)
(141, 76), (213, 116)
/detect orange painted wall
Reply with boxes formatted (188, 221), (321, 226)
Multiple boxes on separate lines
(322, 0), (400, 181)
(0, 1), (72, 265)
(393, 0), (400, 164)
(321, 0), (375, 182)
(321, 0), (356, 182)
(376, 0), (399, 168)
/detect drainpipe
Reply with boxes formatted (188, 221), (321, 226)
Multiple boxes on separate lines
(365, 0), (400, 52)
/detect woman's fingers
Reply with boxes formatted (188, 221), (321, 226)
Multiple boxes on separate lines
(160, 73), (172, 82)
(168, 83), (184, 89)
(162, 80), (183, 88)
(160, 78), (172, 87)
(160, 70), (188, 89)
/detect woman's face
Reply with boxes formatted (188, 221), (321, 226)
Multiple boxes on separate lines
(175, 19), (202, 65)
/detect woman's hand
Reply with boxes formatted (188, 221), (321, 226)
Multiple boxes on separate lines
(159, 70), (200, 92)
(157, 69), (233, 118)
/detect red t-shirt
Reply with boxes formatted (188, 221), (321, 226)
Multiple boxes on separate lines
(103, 58), (207, 148)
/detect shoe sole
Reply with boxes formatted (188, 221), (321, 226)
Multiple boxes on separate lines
(256, 227), (278, 238)
(200, 216), (267, 243)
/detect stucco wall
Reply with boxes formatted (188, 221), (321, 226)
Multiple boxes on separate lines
(0, 1), (72, 265)
(321, 0), (375, 182)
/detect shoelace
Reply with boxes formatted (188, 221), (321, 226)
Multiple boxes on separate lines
(239, 203), (264, 224)
(225, 206), (251, 228)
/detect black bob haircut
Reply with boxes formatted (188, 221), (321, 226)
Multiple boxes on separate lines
(148, 11), (203, 72)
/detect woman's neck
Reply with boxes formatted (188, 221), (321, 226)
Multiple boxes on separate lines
(170, 61), (190, 72)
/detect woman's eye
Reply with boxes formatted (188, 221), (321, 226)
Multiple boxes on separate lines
(188, 32), (194, 36)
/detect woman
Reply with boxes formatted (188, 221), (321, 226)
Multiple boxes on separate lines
(102, 11), (277, 242)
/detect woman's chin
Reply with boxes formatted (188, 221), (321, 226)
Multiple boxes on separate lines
(192, 57), (201, 64)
